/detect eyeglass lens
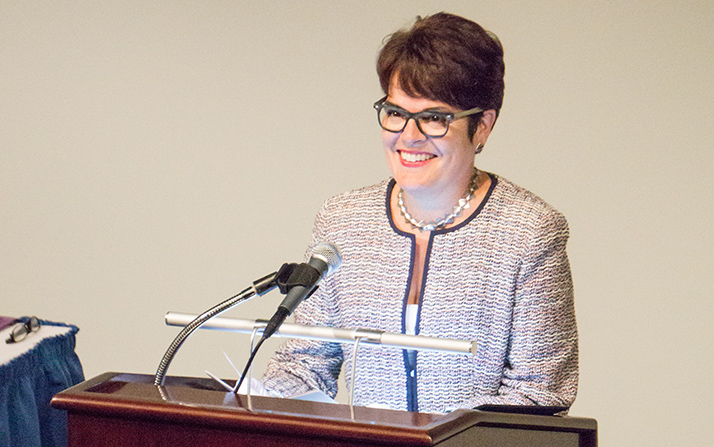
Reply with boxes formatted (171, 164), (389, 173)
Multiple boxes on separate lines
(378, 106), (450, 137)
(5, 317), (40, 344)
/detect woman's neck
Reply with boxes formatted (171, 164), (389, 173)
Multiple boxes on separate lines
(402, 167), (476, 218)
(400, 187), (466, 222)
(391, 170), (490, 232)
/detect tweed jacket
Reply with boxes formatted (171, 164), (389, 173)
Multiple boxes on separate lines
(263, 174), (578, 413)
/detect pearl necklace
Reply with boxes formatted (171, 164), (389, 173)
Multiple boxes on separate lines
(398, 169), (481, 232)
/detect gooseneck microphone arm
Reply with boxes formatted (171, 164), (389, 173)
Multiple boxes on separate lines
(154, 243), (341, 388)
(153, 271), (279, 386)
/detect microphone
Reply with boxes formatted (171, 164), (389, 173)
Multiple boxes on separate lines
(262, 242), (341, 340)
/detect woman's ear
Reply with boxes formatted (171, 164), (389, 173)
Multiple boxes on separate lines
(472, 110), (497, 154)
(475, 110), (497, 141)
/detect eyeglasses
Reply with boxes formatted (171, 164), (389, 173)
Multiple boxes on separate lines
(5, 316), (41, 344)
(373, 97), (483, 138)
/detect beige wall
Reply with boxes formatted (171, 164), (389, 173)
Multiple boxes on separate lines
(2, 1), (712, 444)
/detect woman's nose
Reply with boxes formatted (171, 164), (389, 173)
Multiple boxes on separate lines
(400, 118), (427, 144)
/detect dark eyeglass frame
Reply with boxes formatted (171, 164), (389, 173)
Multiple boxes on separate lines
(5, 316), (41, 344)
(373, 97), (483, 138)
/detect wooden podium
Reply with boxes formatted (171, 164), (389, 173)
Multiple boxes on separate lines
(51, 373), (597, 447)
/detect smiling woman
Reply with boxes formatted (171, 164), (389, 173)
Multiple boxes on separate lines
(379, 81), (493, 219)
(261, 12), (578, 414)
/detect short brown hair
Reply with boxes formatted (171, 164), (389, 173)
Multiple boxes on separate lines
(377, 12), (505, 137)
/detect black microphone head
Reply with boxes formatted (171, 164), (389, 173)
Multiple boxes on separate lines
(310, 242), (341, 276)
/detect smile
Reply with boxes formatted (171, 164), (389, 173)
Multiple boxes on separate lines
(399, 151), (436, 163)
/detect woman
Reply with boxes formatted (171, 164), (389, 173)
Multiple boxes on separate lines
(262, 12), (578, 413)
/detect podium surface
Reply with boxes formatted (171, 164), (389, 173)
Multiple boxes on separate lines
(52, 373), (596, 447)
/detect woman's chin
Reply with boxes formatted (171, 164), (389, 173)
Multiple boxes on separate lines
(394, 176), (437, 196)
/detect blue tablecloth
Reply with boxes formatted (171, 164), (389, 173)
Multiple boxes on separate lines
(0, 318), (84, 447)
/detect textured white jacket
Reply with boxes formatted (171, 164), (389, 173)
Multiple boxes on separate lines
(263, 174), (578, 413)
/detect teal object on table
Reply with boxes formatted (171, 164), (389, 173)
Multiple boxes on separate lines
(0, 318), (84, 447)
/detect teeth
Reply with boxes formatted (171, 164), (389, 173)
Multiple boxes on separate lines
(400, 152), (434, 163)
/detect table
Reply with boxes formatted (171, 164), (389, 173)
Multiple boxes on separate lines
(0, 318), (84, 447)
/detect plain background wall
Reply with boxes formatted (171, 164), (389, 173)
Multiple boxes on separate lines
(2, 1), (712, 445)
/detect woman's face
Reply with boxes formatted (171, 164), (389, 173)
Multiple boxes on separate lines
(382, 79), (485, 200)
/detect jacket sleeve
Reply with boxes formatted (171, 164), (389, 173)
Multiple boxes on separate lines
(455, 210), (579, 410)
